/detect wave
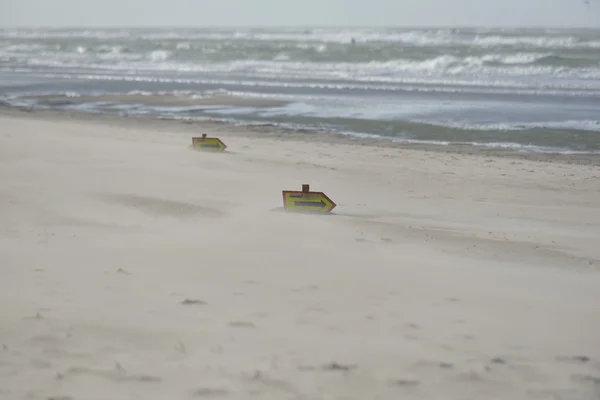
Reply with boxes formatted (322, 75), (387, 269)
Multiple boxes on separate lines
(421, 119), (600, 133)
(3, 68), (599, 97)
(2, 28), (600, 49)
(2, 53), (600, 84)
(2, 34), (598, 76)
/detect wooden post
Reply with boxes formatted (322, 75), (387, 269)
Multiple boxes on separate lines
(302, 184), (310, 193)
(202, 133), (207, 139)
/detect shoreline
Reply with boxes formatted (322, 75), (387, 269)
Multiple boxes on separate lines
(2, 105), (600, 167)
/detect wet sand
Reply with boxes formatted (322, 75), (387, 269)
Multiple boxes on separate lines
(24, 93), (289, 108)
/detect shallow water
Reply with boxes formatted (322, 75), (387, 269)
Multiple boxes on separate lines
(1, 27), (600, 153)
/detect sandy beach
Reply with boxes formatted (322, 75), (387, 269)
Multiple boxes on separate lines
(1, 108), (599, 400)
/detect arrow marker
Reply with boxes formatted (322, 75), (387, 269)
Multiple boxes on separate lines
(294, 200), (327, 208)
(282, 185), (336, 213)
(191, 135), (227, 151)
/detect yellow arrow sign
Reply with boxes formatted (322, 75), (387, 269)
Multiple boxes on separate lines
(282, 190), (336, 213)
(191, 135), (227, 152)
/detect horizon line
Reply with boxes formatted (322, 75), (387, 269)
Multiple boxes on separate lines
(1, 24), (599, 30)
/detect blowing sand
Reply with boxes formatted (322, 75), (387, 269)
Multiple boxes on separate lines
(1, 109), (599, 400)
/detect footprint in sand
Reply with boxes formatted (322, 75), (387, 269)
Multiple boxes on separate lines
(192, 388), (230, 397)
(181, 299), (208, 305)
(246, 370), (296, 393)
(321, 362), (357, 372)
(389, 377), (420, 387)
(556, 355), (591, 364)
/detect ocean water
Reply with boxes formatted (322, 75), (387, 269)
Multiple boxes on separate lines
(1, 27), (600, 153)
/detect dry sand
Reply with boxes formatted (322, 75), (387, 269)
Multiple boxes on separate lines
(1, 109), (600, 400)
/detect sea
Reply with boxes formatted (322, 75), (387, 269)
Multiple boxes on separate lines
(1, 27), (600, 153)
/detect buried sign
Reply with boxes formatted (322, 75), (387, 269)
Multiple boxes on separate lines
(282, 184), (336, 213)
(191, 134), (227, 151)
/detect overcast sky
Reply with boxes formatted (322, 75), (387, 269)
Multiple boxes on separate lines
(1, 0), (598, 28)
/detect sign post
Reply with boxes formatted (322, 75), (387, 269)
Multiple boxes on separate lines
(282, 184), (336, 213)
(191, 134), (227, 152)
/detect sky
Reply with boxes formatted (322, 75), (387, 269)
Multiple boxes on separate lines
(0, 0), (598, 28)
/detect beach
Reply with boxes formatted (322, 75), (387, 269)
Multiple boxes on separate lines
(1, 108), (599, 400)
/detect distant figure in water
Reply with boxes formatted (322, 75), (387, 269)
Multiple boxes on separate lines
(351, 37), (356, 45)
